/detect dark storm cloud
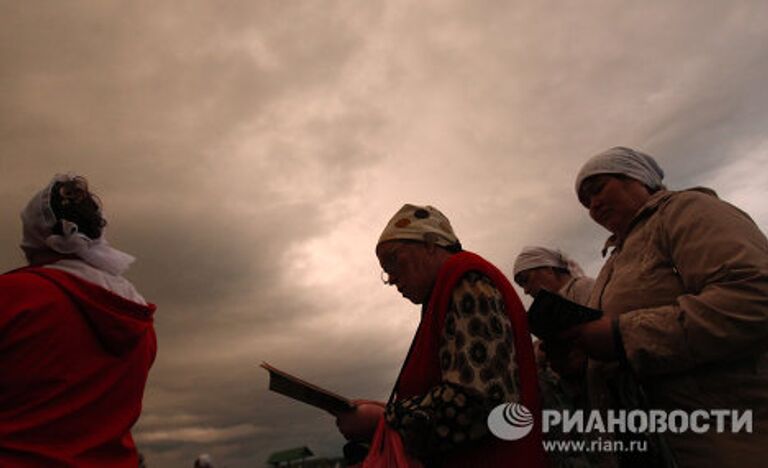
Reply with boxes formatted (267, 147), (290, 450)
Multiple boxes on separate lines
(1, 1), (388, 466)
(4, 1), (768, 467)
(0, 0), (384, 309)
(0, 0), (370, 180)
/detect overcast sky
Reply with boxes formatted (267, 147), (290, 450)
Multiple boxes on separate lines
(3, 1), (768, 466)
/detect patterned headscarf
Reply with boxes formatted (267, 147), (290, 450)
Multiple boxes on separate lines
(20, 174), (135, 275)
(513, 246), (586, 278)
(575, 146), (665, 198)
(377, 204), (460, 249)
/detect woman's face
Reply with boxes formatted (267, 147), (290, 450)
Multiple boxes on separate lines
(579, 174), (652, 237)
(515, 267), (563, 298)
(377, 240), (438, 304)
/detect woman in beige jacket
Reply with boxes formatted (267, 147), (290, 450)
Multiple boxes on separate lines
(564, 147), (768, 468)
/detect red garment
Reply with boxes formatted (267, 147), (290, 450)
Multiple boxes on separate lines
(396, 251), (546, 468)
(0, 267), (156, 467)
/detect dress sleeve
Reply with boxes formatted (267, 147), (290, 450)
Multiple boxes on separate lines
(619, 191), (768, 375)
(385, 271), (519, 457)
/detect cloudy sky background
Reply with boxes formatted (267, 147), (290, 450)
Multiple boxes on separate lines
(3, 1), (768, 466)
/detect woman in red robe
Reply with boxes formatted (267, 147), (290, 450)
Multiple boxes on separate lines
(336, 204), (546, 467)
(0, 174), (156, 467)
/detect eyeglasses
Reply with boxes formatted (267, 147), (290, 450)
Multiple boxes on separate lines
(381, 269), (394, 285)
(378, 244), (405, 285)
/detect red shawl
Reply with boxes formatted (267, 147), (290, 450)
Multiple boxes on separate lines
(0, 267), (156, 467)
(396, 251), (546, 467)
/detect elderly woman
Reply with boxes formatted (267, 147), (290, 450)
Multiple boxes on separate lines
(513, 246), (593, 375)
(0, 175), (156, 467)
(514, 247), (597, 468)
(566, 147), (768, 467)
(513, 246), (594, 303)
(336, 204), (546, 467)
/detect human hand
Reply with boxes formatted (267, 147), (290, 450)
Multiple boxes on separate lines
(541, 340), (587, 377)
(335, 401), (385, 442)
(559, 316), (617, 361)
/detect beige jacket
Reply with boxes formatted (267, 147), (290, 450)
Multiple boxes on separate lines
(588, 188), (768, 468)
(559, 275), (595, 306)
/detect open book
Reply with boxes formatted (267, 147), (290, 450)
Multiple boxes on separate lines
(260, 362), (355, 415)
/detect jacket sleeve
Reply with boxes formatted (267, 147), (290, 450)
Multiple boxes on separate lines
(619, 191), (768, 376)
(385, 272), (519, 457)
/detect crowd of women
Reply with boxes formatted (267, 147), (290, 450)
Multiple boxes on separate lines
(337, 146), (768, 468)
(2, 146), (767, 468)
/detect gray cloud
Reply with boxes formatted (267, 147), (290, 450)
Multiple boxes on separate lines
(3, 1), (768, 466)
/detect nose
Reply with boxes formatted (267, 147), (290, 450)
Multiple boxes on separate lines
(588, 192), (601, 210)
(588, 193), (605, 218)
(387, 273), (400, 287)
(523, 284), (535, 297)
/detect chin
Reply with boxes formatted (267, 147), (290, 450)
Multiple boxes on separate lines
(400, 291), (421, 305)
(598, 221), (616, 234)
(404, 294), (421, 305)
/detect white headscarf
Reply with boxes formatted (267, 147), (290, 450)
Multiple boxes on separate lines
(20, 174), (135, 275)
(575, 146), (665, 198)
(513, 246), (586, 278)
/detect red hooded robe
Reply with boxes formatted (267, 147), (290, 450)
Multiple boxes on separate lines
(0, 266), (156, 467)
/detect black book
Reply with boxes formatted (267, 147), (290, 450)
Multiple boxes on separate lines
(527, 289), (602, 340)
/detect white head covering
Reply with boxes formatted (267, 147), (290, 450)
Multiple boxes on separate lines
(575, 146), (665, 199)
(378, 204), (461, 249)
(20, 174), (135, 275)
(513, 246), (586, 278)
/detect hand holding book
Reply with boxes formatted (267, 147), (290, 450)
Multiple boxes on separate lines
(527, 290), (623, 362)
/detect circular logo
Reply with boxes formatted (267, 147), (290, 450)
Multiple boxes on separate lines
(487, 402), (534, 441)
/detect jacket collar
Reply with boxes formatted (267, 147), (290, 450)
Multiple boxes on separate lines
(600, 187), (719, 256)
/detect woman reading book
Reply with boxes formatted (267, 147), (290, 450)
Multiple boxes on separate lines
(335, 204), (546, 467)
(564, 147), (768, 467)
